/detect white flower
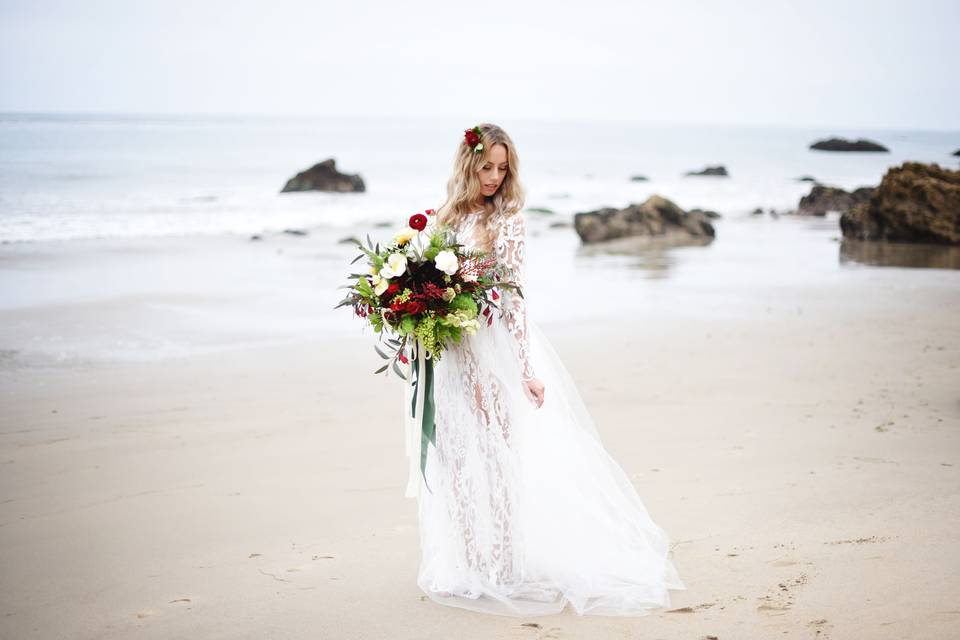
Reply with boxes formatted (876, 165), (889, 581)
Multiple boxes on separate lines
(374, 278), (389, 296)
(475, 143), (484, 153)
(434, 250), (459, 276)
(379, 252), (408, 279)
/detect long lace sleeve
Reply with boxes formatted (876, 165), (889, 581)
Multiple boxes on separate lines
(495, 213), (536, 383)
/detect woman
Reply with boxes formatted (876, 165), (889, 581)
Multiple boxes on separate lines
(414, 123), (686, 617)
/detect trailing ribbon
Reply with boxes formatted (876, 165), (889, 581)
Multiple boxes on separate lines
(403, 337), (436, 497)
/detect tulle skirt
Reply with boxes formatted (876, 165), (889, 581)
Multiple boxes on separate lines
(412, 314), (686, 617)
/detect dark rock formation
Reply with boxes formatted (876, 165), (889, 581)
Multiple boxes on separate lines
(688, 208), (722, 219)
(796, 175), (818, 182)
(797, 185), (875, 216)
(809, 138), (889, 152)
(281, 158), (365, 193)
(952, 149), (960, 157)
(573, 196), (715, 246)
(840, 162), (960, 245)
(629, 175), (649, 182)
(685, 165), (728, 177)
(283, 228), (308, 236)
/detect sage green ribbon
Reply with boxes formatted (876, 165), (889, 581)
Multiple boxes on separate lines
(410, 339), (437, 494)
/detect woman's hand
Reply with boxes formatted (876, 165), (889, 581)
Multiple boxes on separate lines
(523, 377), (545, 408)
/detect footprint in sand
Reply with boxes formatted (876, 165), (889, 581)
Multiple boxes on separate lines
(512, 622), (564, 639)
(808, 618), (833, 637)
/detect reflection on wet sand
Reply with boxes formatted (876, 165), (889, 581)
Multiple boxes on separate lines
(839, 239), (960, 270)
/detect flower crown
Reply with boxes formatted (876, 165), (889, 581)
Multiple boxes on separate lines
(463, 126), (484, 154)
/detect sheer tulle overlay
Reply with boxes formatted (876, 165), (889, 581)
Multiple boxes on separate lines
(413, 212), (686, 617)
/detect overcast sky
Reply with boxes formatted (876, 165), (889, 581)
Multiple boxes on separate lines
(1, 0), (957, 130)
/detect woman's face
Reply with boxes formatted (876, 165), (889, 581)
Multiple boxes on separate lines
(477, 143), (509, 197)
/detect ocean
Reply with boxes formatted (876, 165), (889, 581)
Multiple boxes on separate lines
(0, 113), (958, 364)
(2, 113), (957, 243)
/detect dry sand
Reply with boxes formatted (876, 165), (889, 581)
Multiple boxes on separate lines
(1, 279), (959, 639)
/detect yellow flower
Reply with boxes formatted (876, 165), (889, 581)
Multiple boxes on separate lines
(394, 228), (417, 246)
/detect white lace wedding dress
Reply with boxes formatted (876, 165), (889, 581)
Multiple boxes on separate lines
(408, 211), (686, 617)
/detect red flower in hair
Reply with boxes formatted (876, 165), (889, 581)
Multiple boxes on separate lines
(464, 126), (484, 153)
(425, 209), (436, 216)
(409, 213), (428, 231)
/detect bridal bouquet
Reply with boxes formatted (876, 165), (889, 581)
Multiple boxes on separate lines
(333, 209), (523, 494)
(334, 209), (522, 375)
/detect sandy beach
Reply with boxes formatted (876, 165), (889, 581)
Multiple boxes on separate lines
(1, 230), (958, 638)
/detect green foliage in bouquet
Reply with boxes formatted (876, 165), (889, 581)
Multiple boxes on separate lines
(333, 211), (524, 376)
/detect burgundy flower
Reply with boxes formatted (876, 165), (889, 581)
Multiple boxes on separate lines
(464, 129), (480, 147)
(425, 208), (436, 216)
(409, 213), (428, 231)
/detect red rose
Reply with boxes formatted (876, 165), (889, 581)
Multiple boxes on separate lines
(425, 209), (435, 216)
(404, 300), (426, 314)
(464, 129), (480, 147)
(409, 213), (428, 231)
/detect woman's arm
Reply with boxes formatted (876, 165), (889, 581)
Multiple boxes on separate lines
(495, 213), (536, 383)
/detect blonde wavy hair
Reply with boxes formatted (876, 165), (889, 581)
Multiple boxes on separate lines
(435, 123), (525, 254)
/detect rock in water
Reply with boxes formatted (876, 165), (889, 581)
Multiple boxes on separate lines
(797, 185), (875, 216)
(281, 158), (365, 193)
(809, 137), (889, 152)
(840, 162), (960, 245)
(685, 165), (729, 177)
(573, 195), (716, 246)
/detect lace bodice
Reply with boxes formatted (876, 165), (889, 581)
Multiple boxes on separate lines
(455, 212), (536, 383)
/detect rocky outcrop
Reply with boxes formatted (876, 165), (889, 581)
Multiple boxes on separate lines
(688, 208), (722, 219)
(281, 158), (365, 193)
(797, 185), (875, 216)
(840, 162), (960, 245)
(685, 165), (728, 177)
(573, 196), (715, 246)
(952, 149), (960, 157)
(809, 137), (889, 152)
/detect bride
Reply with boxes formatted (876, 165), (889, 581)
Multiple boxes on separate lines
(404, 122), (686, 617)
